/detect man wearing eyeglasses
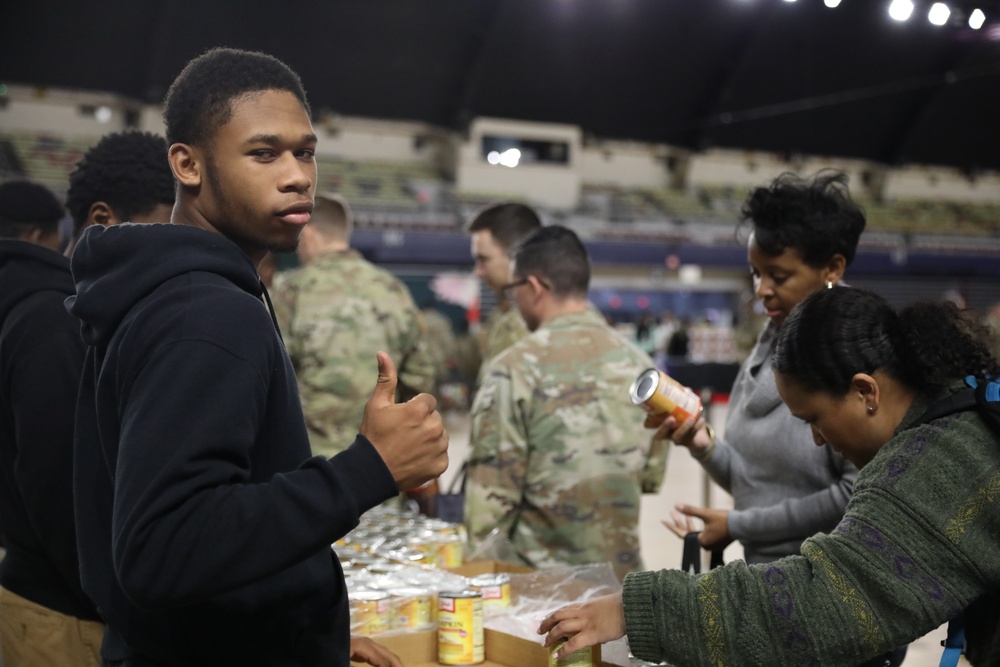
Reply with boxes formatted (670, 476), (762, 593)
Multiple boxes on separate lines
(464, 226), (667, 581)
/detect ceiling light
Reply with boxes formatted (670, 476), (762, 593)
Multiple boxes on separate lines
(824, 0), (842, 6)
(969, 8), (986, 28)
(928, 2), (951, 25)
(888, 0), (914, 21)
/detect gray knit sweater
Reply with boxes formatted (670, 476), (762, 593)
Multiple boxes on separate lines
(623, 386), (1000, 665)
(703, 322), (858, 563)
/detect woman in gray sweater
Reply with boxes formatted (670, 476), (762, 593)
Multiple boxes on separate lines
(540, 288), (1000, 665)
(661, 171), (864, 564)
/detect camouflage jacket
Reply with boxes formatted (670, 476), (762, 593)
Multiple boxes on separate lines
(271, 250), (435, 458)
(465, 309), (668, 581)
(477, 304), (529, 385)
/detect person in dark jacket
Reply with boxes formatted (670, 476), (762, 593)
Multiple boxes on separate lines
(67, 48), (448, 667)
(64, 130), (177, 255)
(0, 180), (104, 666)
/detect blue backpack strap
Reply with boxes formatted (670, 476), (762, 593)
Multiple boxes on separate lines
(938, 615), (966, 667)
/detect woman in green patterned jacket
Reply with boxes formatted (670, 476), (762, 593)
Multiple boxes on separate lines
(539, 287), (1000, 666)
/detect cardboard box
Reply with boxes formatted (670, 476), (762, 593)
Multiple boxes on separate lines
(350, 561), (614, 666)
(350, 628), (607, 667)
(448, 560), (534, 578)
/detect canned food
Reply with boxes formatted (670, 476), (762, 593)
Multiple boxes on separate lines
(549, 641), (600, 667)
(349, 555), (381, 570)
(438, 590), (484, 665)
(436, 533), (464, 568)
(350, 590), (393, 637)
(390, 586), (436, 630)
(468, 573), (511, 608)
(368, 562), (406, 576)
(629, 368), (702, 423)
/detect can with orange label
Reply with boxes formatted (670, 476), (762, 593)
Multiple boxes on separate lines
(629, 368), (702, 423)
(437, 590), (484, 665)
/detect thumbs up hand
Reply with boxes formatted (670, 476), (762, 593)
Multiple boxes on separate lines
(360, 352), (449, 492)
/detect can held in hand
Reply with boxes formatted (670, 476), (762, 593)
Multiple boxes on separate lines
(549, 641), (600, 667)
(629, 368), (702, 423)
(438, 590), (484, 665)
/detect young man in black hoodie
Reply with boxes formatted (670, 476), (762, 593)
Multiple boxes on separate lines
(67, 48), (449, 667)
(0, 180), (104, 665)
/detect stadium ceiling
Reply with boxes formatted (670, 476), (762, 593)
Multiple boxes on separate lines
(3, 0), (1000, 172)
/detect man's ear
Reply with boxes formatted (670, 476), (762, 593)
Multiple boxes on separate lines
(86, 201), (117, 228)
(168, 143), (203, 189)
(526, 275), (547, 300)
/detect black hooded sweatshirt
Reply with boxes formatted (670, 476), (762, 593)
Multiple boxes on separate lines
(0, 240), (99, 621)
(68, 223), (398, 666)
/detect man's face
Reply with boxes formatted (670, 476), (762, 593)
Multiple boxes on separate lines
(471, 230), (511, 295)
(198, 90), (317, 263)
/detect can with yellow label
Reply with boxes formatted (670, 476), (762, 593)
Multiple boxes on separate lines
(390, 587), (435, 630)
(350, 590), (392, 637)
(468, 573), (511, 608)
(437, 590), (484, 665)
(549, 641), (600, 667)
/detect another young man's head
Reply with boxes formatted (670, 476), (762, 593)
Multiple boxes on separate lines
(66, 131), (175, 238)
(163, 47), (317, 263)
(296, 193), (353, 265)
(0, 180), (65, 251)
(507, 225), (590, 331)
(467, 203), (541, 296)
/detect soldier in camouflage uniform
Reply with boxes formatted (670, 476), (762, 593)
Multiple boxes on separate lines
(271, 194), (436, 459)
(464, 226), (668, 581)
(467, 203), (541, 379)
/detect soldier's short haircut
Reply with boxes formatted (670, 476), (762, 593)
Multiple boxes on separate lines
(163, 47), (310, 148)
(467, 202), (541, 250)
(0, 180), (64, 239)
(311, 193), (353, 240)
(510, 225), (589, 299)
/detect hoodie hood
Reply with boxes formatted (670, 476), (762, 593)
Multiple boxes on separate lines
(0, 239), (74, 323)
(68, 223), (263, 347)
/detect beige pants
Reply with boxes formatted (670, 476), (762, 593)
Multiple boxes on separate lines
(0, 587), (103, 667)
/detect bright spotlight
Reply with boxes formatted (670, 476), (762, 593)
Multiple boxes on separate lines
(95, 106), (113, 123)
(487, 151), (501, 165)
(824, 0), (842, 7)
(498, 148), (521, 168)
(782, 0), (797, 3)
(928, 2), (951, 25)
(888, 0), (914, 21)
(969, 8), (986, 28)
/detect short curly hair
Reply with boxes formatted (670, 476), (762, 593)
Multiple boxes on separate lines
(739, 170), (866, 268)
(163, 47), (310, 148)
(66, 131), (175, 232)
(0, 180), (64, 239)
